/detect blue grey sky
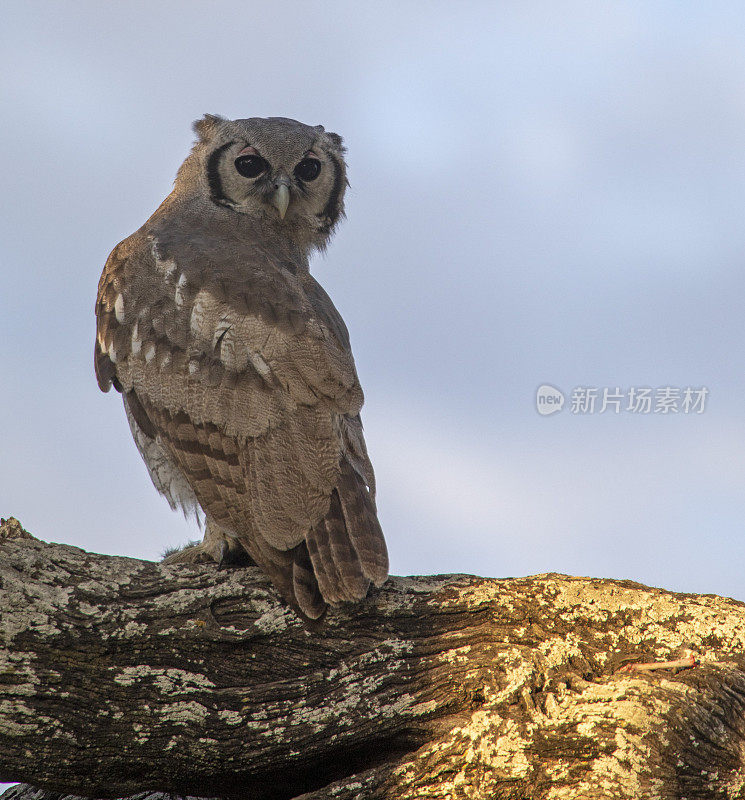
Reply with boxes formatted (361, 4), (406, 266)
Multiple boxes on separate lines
(2, 0), (745, 620)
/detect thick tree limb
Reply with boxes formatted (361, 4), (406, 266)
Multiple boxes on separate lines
(2, 516), (745, 800)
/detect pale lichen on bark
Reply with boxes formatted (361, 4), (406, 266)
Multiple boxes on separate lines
(2, 517), (745, 799)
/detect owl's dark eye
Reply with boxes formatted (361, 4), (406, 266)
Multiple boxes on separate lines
(294, 158), (322, 182)
(235, 155), (268, 179)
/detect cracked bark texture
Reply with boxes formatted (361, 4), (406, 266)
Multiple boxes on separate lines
(2, 516), (745, 800)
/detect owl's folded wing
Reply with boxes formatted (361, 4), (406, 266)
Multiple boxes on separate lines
(95, 235), (368, 554)
(95, 235), (364, 442)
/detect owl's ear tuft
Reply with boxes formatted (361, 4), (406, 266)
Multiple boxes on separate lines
(193, 114), (225, 142)
(324, 131), (345, 152)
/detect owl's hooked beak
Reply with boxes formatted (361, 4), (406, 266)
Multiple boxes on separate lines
(271, 178), (291, 220)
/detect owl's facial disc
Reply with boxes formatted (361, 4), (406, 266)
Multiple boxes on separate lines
(210, 137), (337, 236)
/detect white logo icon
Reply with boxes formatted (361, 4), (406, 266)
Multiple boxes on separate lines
(536, 384), (565, 415)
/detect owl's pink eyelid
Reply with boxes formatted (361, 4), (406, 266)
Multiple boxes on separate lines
(237, 145), (260, 157)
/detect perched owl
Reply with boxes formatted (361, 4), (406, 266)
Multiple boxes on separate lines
(95, 115), (388, 620)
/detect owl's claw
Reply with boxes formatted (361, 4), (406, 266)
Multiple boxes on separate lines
(217, 540), (230, 570)
(216, 539), (256, 569)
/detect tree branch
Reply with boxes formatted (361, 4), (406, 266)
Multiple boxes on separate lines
(2, 516), (745, 800)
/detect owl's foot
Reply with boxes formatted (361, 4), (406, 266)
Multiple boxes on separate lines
(161, 540), (215, 565)
(162, 537), (256, 568)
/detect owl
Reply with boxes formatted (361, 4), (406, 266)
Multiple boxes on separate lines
(95, 115), (388, 621)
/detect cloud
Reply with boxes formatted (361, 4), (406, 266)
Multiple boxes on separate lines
(365, 393), (745, 598)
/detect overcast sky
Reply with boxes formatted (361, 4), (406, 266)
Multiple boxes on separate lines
(2, 0), (745, 668)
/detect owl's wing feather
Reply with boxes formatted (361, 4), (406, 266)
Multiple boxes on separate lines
(96, 233), (364, 430)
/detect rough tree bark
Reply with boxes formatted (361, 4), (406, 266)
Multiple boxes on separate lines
(2, 516), (745, 800)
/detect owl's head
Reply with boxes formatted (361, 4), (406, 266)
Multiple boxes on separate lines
(178, 114), (348, 251)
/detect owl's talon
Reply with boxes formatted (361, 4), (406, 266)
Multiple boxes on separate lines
(216, 540), (229, 570)
(216, 538), (255, 569)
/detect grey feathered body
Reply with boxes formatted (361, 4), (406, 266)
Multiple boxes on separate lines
(95, 116), (388, 620)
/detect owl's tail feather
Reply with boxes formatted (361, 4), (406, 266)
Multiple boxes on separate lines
(291, 543), (327, 621)
(298, 461), (389, 616)
(336, 461), (389, 586)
